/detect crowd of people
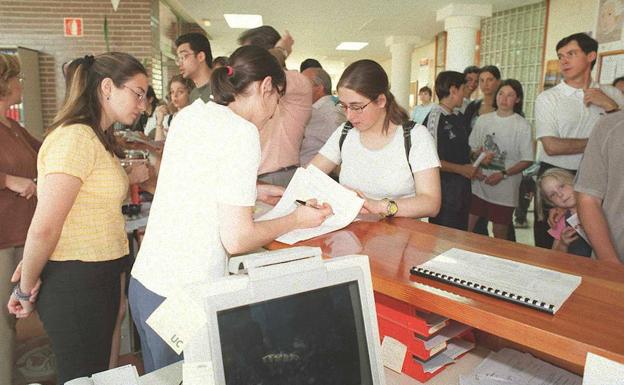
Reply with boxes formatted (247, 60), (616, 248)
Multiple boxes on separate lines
(0, 24), (623, 383)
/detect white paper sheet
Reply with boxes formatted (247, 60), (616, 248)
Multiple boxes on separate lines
(418, 320), (471, 350)
(583, 352), (624, 385)
(91, 364), (140, 385)
(415, 248), (582, 313)
(146, 290), (207, 355)
(460, 348), (581, 385)
(257, 166), (364, 244)
(566, 214), (590, 246)
(381, 336), (408, 373)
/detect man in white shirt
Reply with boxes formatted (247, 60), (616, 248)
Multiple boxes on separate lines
(533, 32), (624, 248)
(299, 67), (346, 166)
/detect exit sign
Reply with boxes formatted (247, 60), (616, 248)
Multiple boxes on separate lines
(64, 18), (83, 37)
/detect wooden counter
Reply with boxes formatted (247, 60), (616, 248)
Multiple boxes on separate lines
(267, 218), (624, 374)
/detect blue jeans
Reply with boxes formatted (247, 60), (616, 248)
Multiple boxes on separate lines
(128, 277), (182, 373)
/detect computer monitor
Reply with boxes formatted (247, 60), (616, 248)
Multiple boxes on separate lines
(185, 250), (385, 385)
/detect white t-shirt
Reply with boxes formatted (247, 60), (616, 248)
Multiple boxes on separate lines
(535, 81), (624, 170)
(131, 100), (260, 297)
(318, 123), (440, 200)
(469, 112), (534, 207)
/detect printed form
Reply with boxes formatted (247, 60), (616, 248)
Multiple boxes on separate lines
(258, 165), (364, 244)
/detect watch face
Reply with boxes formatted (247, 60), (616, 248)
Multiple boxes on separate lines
(388, 201), (398, 216)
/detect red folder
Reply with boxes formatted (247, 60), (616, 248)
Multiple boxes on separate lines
(374, 292), (448, 338)
(377, 315), (446, 360)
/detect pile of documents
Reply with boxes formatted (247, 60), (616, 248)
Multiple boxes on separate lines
(459, 348), (581, 385)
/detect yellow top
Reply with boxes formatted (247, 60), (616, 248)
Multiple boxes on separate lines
(38, 124), (129, 262)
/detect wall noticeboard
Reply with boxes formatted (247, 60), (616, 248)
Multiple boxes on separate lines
(598, 50), (624, 85)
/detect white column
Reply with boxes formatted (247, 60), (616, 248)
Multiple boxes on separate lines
(436, 4), (492, 72)
(385, 36), (420, 110)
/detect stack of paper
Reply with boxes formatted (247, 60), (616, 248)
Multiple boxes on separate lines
(460, 348), (581, 385)
(257, 165), (364, 244)
(414, 338), (476, 373)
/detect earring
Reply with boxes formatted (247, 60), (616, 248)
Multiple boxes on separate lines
(106, 95), (110, 101)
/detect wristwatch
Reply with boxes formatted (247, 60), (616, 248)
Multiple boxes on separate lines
(501, 170), (508, 179)
(13, 284), (31, 301)
(381, 198), (398, 218)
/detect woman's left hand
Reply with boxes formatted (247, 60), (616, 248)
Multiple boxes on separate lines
(485, 172), (504, 186)
(358, 192), (385, 216)
(7, 294), (36, 319)
(10, 262), (42, 303)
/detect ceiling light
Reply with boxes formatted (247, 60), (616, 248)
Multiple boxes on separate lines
(202, 19), (211, 27)
(336, 42), (368, 51)
(223, 14), (263, 29)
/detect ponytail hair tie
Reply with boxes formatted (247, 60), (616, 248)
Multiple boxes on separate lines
(226, 66), (234, 77)
(83, 55), (95, 67)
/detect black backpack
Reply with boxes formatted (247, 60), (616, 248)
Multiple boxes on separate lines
(338, 120), (417, 173)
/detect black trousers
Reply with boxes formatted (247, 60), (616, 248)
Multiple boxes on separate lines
(37, 257), (126, 384)
(430, 174), (471, 231)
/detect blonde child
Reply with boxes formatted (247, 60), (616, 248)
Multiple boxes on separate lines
(538, 168), (591, 257)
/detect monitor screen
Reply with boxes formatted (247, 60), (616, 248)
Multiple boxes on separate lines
(217, 280), (373, 385)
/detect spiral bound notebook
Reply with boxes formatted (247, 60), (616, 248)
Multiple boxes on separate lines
(410, 248), (582, 314)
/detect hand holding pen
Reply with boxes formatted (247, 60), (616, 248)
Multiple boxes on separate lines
(294, 199), (333, 228)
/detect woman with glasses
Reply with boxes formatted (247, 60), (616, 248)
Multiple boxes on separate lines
(0, 53), (40, 385)
(310, 59), (441, 219)
(6, 53), (150, 383)
(130, 45), (332, 373)
(154, 75), (195, 141)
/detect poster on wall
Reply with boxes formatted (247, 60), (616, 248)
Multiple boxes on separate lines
(543, 60), (562, 91)
(595, 0), (624, 44)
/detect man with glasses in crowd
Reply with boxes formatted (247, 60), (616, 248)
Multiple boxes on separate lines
(533, 32), (623, 249)
(175, 33), (213, 103)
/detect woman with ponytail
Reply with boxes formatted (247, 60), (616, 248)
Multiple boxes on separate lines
(6, 52), (150, 383)
(129, 45), (332, 373)
(310, 59), (441, 219)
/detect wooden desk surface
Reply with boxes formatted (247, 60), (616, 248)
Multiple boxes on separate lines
(267, 218), (624, 373)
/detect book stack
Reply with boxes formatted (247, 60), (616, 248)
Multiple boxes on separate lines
(375, 292), (475, 382)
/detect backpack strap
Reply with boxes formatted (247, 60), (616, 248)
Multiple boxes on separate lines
(338, 121), (354, 152)
(403, 120), (416, 174)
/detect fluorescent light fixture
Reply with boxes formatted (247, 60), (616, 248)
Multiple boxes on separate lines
(336, 42), (368, 51)
(223, 14), (263, 29)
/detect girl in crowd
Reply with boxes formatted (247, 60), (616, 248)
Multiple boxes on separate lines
(130, 45), (332, 373)
(310, 59), (440, 219)
(154, 75), (195, 141)
(7, 53), (149, 383)
(463, 65), (501, 135)
(134, 86), (158, 137)
(0, 53), (40, 385)
(410, 86), (433, 125)
(468, 79), (534, 239)
(539, 168), (592, 257)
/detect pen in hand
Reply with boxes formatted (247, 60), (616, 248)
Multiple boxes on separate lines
(295, 199), (307, 206)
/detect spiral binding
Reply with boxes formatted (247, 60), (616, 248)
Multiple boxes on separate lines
(411, 267), (555, 314)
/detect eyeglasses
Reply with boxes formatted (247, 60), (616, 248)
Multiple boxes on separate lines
(175, 52), (195, 65)
(123, 85), (146, 103)
(336, 99), (375, 114)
